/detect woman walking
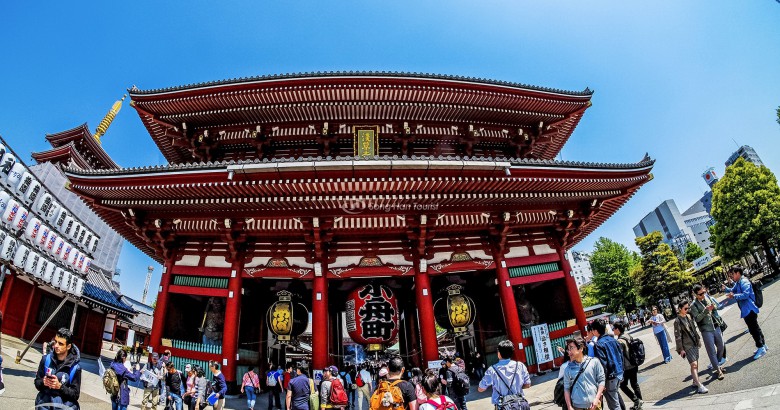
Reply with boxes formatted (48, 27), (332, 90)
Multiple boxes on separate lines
(674, 301), (709, 394)
(649, 306), (672, 363)
(689, 284), (726, 379)
(419, 369), (456, 410)
(109, 349), (141, 410)
(242, 367), (261, 410)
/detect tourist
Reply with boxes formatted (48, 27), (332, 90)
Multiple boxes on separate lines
(438, 358), (454, 397)
(34, 328), (82, 410)
(649, 306), (672, 363)
(723, 265), (767, 360)
(375, 356), (417, 410)
(478, 339), (531, 409)
(689, 284), (726, 378)
(446, 358), (470, 410)
(165, 361), (185, 410)
(182, 365), (198, 410)
(673, 301), (708, 394)
(141, 352), (165, 410)
(193, 365), (210, 410)
(348, 366), (358, 408)
(109, 349), (140, 410)
(209, 361), (228, 410)
(563, 336), (605, 410)
(242, 367), (261, 410)
(584, 324), (598, 357)
(268, 365), (283, 410)
(471, 351), (485, 380)
(338, 368), (354, 408)
(356, 364), (373, 410)
(612, 321), (642, 410)
(287, 365), (311, 410)
(320, 365), (346, 410)
(419, 369), (456, 410)
(590, 319), (625, 410)
(408, 367), (428, 406)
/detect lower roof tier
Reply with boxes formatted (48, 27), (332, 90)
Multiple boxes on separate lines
(65, 156), (653, 263)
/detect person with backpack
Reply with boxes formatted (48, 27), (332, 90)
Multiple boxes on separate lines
(356, 364), (373, 410)
(33, 327), (82, 410)
(445, 359), (470, 410)
(563, 336), (605, 410)
(321, 365), (349, 409)
(242, 367), (261, 410)
(690, 284), (726, 378)
(723, 265), (767, 360)
(408, 367), (428, 407)
(107, 349), (141, 410)
(673, 300), (708, 394)
(590, 319), (625, 410)
(370, 356), (417, 410)
(612, 321), (643, 410)
(166, 362), (185, 410)
(477, 339), (531, 410)
(438, 359), (454, 397)
(418, 369), (456, 410)
(339, 368), (354, 408)
(268, 365), (283, 410)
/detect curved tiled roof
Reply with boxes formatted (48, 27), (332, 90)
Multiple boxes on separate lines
(82, 282), (135, 314)
(64, 154), (654, 177)
(129, 71), (593, 97)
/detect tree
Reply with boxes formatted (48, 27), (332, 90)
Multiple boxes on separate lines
(578, 283), (599, 308)
(589, 237), (640, 313)
(710, 158), (780, 276)
(776, 105), (779, 126)
(633, 231), (696, 305)
(684, 242), (705, 262)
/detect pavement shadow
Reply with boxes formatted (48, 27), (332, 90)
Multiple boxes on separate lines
(721, 355), (754, 374)
(654, 384), (701, 404)
(3, 366), (37, 378)
(638, 361), (667, 373)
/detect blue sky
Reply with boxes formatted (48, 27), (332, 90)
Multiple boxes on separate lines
(1, 1), (778, 301)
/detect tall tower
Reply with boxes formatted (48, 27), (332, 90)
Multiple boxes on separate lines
(702, 167), (718, 188)
(142, 265), (154, 304)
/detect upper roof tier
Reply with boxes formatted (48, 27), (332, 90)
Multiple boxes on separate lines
(32, 123), (119, 170)
(128, 72), (593, 165)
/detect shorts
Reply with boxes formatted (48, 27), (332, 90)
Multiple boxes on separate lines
(684, 347), (700, 364)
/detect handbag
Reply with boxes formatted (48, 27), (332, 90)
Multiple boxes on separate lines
(309, 378), (320, 410)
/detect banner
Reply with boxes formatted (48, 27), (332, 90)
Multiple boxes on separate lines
(531, 323), (553, 365)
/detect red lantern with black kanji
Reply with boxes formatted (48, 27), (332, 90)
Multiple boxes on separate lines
(346, 284), (399, 350)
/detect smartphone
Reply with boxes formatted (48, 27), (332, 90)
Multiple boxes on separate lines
(46, 368), (54, 377)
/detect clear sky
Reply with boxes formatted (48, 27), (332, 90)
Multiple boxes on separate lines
(1, 1), (778, 301)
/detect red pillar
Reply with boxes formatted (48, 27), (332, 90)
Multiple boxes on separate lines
(222, 260), (244, 384)
(20, 285), (37, 338)
(150, 256), (176, 352)
(559, 247), (588, 333)
(415, 258), (440, 365)
(492, 250), (524, 361)
(312, 262), (328, 370)
(0, 272), (15, 315)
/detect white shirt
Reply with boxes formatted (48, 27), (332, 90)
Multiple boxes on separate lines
(358, 369), (372, 387)
(651, 314), (666, 334)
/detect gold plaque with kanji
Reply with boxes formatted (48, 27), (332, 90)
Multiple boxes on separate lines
(353, 126), (379, 158)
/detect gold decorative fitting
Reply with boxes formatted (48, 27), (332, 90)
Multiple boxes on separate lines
(94, 94), (126, 144)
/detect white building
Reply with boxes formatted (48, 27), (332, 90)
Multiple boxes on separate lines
(568, 250), (594, 287)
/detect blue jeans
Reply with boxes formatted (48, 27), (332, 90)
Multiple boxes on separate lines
(169, 393), (183, 410)
(246, 386), (257, 409)
(655, 331), (672, 361)
(112, 401), (128, 410)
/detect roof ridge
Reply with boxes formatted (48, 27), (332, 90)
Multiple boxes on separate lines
(128, 71), (593, 97)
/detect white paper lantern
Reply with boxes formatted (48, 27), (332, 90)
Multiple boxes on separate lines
(11, 203), (30, 231)
(2, 198), (22, 227)
(69, 274), (79, 294)
(35, 192), (53, 215)
(25, 217), (43, 243)
(25, 250), (41, 275)
(81, 232), (92, 248)
(74, 277), (84, 296)
(77, 227), (87, 245)
(90, 237), (99, 253)
(13, 243), (30, 267)
(80, 257), (92, 273)
(52, 206), (67, 228)
(36, 224), (51, 248)
(62, 216), (74, 237)
(42, 260), (56, 282)
(45, 232), (58, 254)
(61, 242), (73, 262)
(52, 237), (65, 257)
(33, 254), (48, 278)
(0, 152), (18, 187)
(59, 271), (71, 292)
(5, 163), (25, 189)
(16, 172), (34, 195)
(25, 180), (41, 205)
(69, 249), (80, 266)
(0, 235), (17, 261)
(69, 222), (82, 241)
(51, 268), (64, 287)
(0, 191), (10, 215)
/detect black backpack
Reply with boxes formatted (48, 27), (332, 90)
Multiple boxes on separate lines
(621, 335), (646, 367)
(451, 369), (470, 397)
(752, 280), (764, 308)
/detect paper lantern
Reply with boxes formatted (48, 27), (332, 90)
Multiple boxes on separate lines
(68, 222), (81, 241)
(69, 274), (79, 295)
(11, 203), (29, 231)
(13, 243), (30, 268)
(52, 207), (67, 228)
(0, 235), (17, 261)
(62, 217), (74, 237)
(4, 163), (25, 189)
(50, 268), (65, 287)
(52, 237), (65, 257)
(346, 284), (399, 348)
(2, 198), (22, 227)
(1, 153), (19, 187)
(41, 260), (56, 282)
(45, 232), (58, 254)
(35, 192), (53, 215)
(60, 241), (73, 261)
(25, 180), (41, 205)
(89, 236), (99, 253)
(36, 224), (51, 247)
(25, 250), (41, 275)
(74, 277), (84, 296)
(434, 284), (477, 336)
(59, 271), (72, 292)
(16, 172), (34, 195)
(266, 290), (309, 344)
(25, 217), (43, 243)
(80, 257), (92, 273)
(69, 250), (80, 267)
(77, 228), (87, 245)
(0, 191), (10, 215)
(81, 232), (92, 248)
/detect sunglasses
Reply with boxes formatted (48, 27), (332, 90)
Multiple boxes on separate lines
(697, 292), (706, 296)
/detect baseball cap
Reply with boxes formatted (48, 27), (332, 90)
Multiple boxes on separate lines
(378, 367), (389, 377)
(185, 364), (192, 372)
(326, 365), (338, 374)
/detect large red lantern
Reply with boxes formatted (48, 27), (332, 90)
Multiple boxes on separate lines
(346, 284), (399, 350)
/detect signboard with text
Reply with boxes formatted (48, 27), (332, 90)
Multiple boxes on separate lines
(531, 323), (553, 365)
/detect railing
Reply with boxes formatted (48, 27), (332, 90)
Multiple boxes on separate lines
(169, 356), (213, 380)
(172, 275), (229, 289)
(170, 339), (223, 354)
(521, 319), (575, 338)
(508, 262), (561, 278)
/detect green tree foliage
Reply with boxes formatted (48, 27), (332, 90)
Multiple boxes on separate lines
(578, 283), (599, 308)
(776, 105), (780, 126)
(684, 242), (705, 262)
(633, 231), (696, 305)
(710, 158), (780, 276)
(589, 237), (639, 313)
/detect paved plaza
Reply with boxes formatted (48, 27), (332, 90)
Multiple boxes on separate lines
(2, 279), (779, 409)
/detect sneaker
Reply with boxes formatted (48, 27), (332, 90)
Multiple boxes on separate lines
(706, 363), (713, 370)
(634, 399), (643, 410)
(754, 346), (768, 360)
(718, 357), (727, 366)
(716, 371), (725, 380)
(697, 385), (709, 394)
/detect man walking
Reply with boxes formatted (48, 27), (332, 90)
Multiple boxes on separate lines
(612, 321), (642, 410)
(287, 366), (311, 410)
(478, 340), (531, 409)
(320, 366), (347, 410)
(355, 364), (373, 410)
(446, 357), (469, 410)
(209, 361), (228, 410)
(690, 284), (726, 377)
(268, 365), (283, 410)
(165, 362), (185, 410)
(142, 352), (165, 410)
(590, 319), (625, 410)
(381, 356), (418, 410)
(438, 359), (453, 397)
(34, 328), (82, 410)
(723, 265), (767, 359)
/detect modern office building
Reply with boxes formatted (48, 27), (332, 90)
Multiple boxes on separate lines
(633, 199), (695, 253)
(725, 145), (763, 167)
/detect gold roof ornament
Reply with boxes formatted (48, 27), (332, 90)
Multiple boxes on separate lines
(93, 94), (126, 144)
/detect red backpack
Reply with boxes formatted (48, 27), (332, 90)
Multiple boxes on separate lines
(356, 373), (365, 387)
(426, 396), (458, 410)
(329, 378), (349, 406)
